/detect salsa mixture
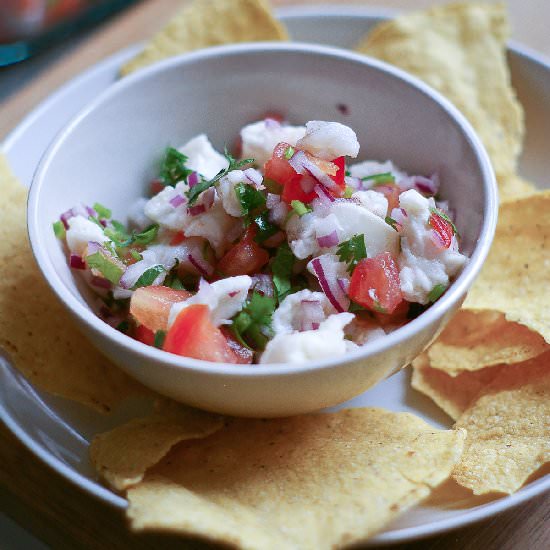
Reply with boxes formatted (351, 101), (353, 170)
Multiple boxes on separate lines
(53, 119), (467, 364)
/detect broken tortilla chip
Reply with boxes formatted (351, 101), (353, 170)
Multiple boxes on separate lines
(90, 402), (224, 491)
(121, 0), (288, 76)
(411, 352), (502, 420)
(126, 408), (465, 548)
(464, 191), (550, 343)
(427, 309), (548, 376)
(453, 351), (550, 494)
(356, 2), (524, 186)
(0, 155), (144, 413)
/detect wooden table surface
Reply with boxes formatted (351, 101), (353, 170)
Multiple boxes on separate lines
(1, 1), (549, 548)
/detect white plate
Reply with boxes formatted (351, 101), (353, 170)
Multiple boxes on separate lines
(1, 6), (549, 545)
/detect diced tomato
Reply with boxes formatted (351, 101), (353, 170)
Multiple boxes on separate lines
(130, 286), (191, 332)
(429, 211), (453, 249)
(281, 173), (317, 204)
(375, 183), (401, 214)
(163, 304), (243, 363)
(348, 252), (403, 314)
(329, 156), (346, 196)
(134, 324), (155, 346)
(170, 231), (186, 246)
(373, 299), (410, 327)
(220, 327), (254, 364)
(150, 179), (165, 196)
(217, 226), (269, 276)
(264, 142), (298, 184)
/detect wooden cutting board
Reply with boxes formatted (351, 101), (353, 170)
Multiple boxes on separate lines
(1, 1), (548, 548)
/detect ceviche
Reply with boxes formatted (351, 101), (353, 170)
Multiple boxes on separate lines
(53, 119), (467, 364)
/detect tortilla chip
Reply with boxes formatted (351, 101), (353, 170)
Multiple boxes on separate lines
(427, 310), (548, 376)
(126, 409), (465, 547)
(412, 352), (501, 420)
(0, 155), (144, 412)
(464, 191), (550, 343)
(356, 2), (524, 184)
(453, 350), (550, 494)
(90, 402), (224, 491)
(121, 0), (288, 76)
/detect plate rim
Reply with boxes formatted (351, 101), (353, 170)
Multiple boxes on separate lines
(1, 4), (549, 545)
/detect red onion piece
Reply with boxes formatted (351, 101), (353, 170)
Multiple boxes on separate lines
(189, 254), (214, 278)
(409, 174), (439, 196)
(169, 194), (186, 208)
(91, 276), (112, 289)
(298, 299), (325, 331)
(119, 260), (150, 290)
(289, 150), (337, 190)
(264, 117), (281, 129)
(228, 290), (239, 297)
(317, 230), (339, 248)
(344, 175), (361, 190)
(300, 174), (316, 193)
(61, 204), (97, 229)
(266, 193), (280, 209)
(188, 171), (199, 187)
(310, 257), (350, 313)
(243, 168), (264, 189)
(69, 254), (86, 270)
(337, 277), (350, 293)
(314, 184), (335, 204)
(86, 241), (103, 255)
(250, 274), (274, 297)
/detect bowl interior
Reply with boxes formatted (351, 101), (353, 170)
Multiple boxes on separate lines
(29, 43), (494, 349)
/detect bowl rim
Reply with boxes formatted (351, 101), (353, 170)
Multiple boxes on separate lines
(27, 41), (498, 377)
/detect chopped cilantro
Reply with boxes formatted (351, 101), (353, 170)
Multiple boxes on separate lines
(93, 202), (112, 219)
(160, 147), (193, 187)
(86, 251), (124, 284)
(271, 243), (294, 302)
(116, 320), (131, 334)
(429, 207), (460, 237)
(154, 330), (166, 349)
(253, 211), (279, 244)
(290, 200), (312, 216)
(428, 283), (447, 302)
(283, 145), (294, 160)
(105, 223), (159, 249)
(235, 182), (266, 221)
(336, 234), (368, 273)
(88, 215), (103, 228)
(343, 185), (354, 198)
(349, 301), (367, 313)
(345, 169), (351, 177)
(52, 220), (65, 239)
(186, 149), (254, 205)
(385, 216), (399, 231)
(361, 172), (395, 185)
(231, 291), (276, 351)
(132, 265), (165, 290)
(130, 249), (143, 262)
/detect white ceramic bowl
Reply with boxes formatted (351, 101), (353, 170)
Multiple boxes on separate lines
(28, 43), (496, 417)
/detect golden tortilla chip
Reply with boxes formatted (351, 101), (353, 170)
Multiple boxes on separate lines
(412, 352), (501, 420)
(453, 350), (550, 494)
(0, 155), (144, 412)
(464, 191), (550, 343)
(126, 409), (465, 548)
(356, 2), (524, 184)
(121, 0), (288, 76)
(90, 402), (224, 491)
(499, 174), (538, 202)
(427, 310), (548, 376)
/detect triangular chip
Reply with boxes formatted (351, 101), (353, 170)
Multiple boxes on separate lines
(464, 191), (550, 343)
(427, 309), (548, 376)
(126, 409), (465, 548)
(411, 352), (502, 420)
(121, 0), (289, 76)
(0, 155), (144, 412)
(499, 174), (538, 201)
(90, 402), (224, 490)
(453, 351), (550, 494)
(356, 2), (524, 186)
